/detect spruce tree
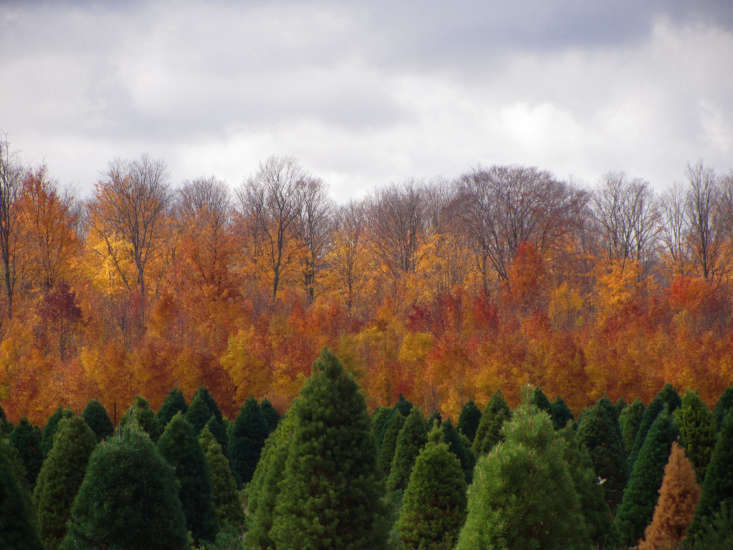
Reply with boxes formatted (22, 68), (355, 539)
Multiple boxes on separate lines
(194, 387), (223, 422)
(370, 406), (393, 452)
(199, 426), (243, 532)
(615, 407), (678, 547)
(530, 386), (553, 417)
(81, 399), (113, 442)
(205, 414), (229, 458)
(397, 425), (467, 550)
(713, 386), (733, 431)
(33, 415), (97, 550)
(0, 439), (43, 550)
(472, 389), (511, 456)
(229, 396), (269, 487)
(9, 418), (43, 486)
(41, 406), (71, 457)
(157, 388), (187, 429)
(0, 403), (12, 436)
(457, 399), (481, 442)
(619, 397), (644, 453)
(441, 418), (475, 483)
(689, 502), (733, 549)
(157, 412), (218, 544)
(376, 409), (406, 477)
(185, 391), (215, 434)
(386, 406), (428, 493)
(270, 349), (384, 549)
(550, 396), (574, 429)
(576, 396), (627, 511)
(456, 403), (589, 550)
(628, 384), (681, 469)
(61, 422), (189, 550)
(638, 441), (700, 550)
(120, 395), (162, 441)
(675, 389), (715, 482)
(259, 398), (280, 434)
(394, 393), (412, 416)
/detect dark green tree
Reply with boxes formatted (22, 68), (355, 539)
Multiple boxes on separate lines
(157, 388), (187, 429)
(397, 426), (467, 550)
(619, 398), (645, 453)
(199, 426), (243, 532)
(530, 386), (553, 417)
(195, 387), (223, 421)
(675, 390), (715, 482)
(472, 389), (511, 456)
(205, 415), (229, 458)
(370, 407), (393, 452)
(229, 397), (269, 487)
(628, 384), (681, 470)
(81, 399), (113, 442)
(615, 407), (678, 547)
(689, 501), (733, 549)
(9, 418), (42, 486)
(441, 418), (475, 483)
(394, 393), (412, 417)
(576, 396), (627, 511)
(270, 349), (384, 549)
(713, 387), (733, 431)
(259, 398), (280, 434)
(157, 412), (218, 544)
(386, 406), (428, 493)
(551, 396), (574, 429)
(615, 396), (627, 415)
(120, 395), (162, 441)
(60, 423), (189, 550)
(376, 409), (406, 477)
(457, 399), (481, 442)
(0, 403), (12, 436)
(185, 391), (215, 434)
(0, 438), (43, 550)
(41, 406), (71, 458)
(33, 415), (97, 550)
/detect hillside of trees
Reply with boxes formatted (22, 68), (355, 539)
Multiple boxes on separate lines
(1, 137), (733, 424)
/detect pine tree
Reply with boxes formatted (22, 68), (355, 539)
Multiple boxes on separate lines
(397, 425), (467, 550)
(0, 439), (43, 550)
(259, 398), (280, 434)
(456, 403), (589, 550)
(270, 349), (384, 549)
(60, 423), (189, 550)
(576, 396), (627, 511)
(615, 408), (678, 547)
(120, 395), (162, 441)
(157, 388), (187, 429)
(9, 418), (43, 486)
(394, 393), (412, 416)
(386, 406), (428, 493)
(457, 399), (481, 442)
(689, 502), (733, 549)
(638, 441), (700, 550)
(41, 406), (71, 458)
(619, 397), (645, 453)
(441, 418), (475, 483)
(674, 390), (715, 482)
(199, 426), (243, 532)
(472, 389), (511, 456)
(0, 403), (12, 436)
(629, 384), (681, 470)
(194, 387), (224, 422)
(157, 412), (218, 544)
(530, 386), (553, 416)
(713, 386), (733, 431)
(370, 407), (393, 452)
(376, 409), (406, 477)
(186, 391), (215, 434)
(205, 415), (229, 458)
(229, 396), (269, 487)
(33, 415), (97, 550)
(550, 396), (574, 429)
(81, 399), (113, 442)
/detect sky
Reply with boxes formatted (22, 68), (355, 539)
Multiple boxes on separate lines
(1, 0), (732, 203)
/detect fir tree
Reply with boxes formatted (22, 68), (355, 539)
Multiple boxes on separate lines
(472, 389), (511, 456)
(689, 502), (733, 549)
(615, 407), (678, 547)
(33, 415), (97, 550)
(0, 403), (12, 436)
(628, 384), (681, 470)
(0, 439), (43, 550)
(713, 386), (733, 431)
(619, 397), (645, 453)
(259, 398), (280, 434)
(157, 412), (218, 544)
(397, 425), (467, 550)
(61, 423), (189, 550)
(638, 441), (700, 550)
(120, 395), (162, 441)
(41, 406), (71, 458)
(674, 390), (715, 482)
(186, 391), (215, 434)
(394, 393), (412, 416)
(386, 406), (428, 493)
(199, 426), (243, 532)
(9, 418), (43, 486)
(530, 386), (553, 416)
(157, 388), (187, 429)
(576, 396), (627, 511)
(81, 399), (113, 442)
(205, 415), (229, 458)
(195, 387), (223, 422)
(550, 396), (574, 429)
(229, 396), (269, 487)
(376, 409), (406, 477)
(270, 349), (384, 549)
(457, 399), (481, 442)
(370, 407), (393, 452)
(441, 418), (475, 483)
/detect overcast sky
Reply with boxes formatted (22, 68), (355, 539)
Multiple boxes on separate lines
(1, 1), (732, 202)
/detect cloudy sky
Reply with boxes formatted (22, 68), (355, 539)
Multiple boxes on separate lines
(1, 1), (732, 202)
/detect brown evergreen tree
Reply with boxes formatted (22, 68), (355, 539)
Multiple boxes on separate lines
(638, 441), (701, 550)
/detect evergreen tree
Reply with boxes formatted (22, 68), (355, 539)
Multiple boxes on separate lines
(397, 426), (467, 550)
(0, 403), (12, 436)
(576, 396), (627, 511)
(185, 391), (215, 434)
(157, 412), (218, 544)
(9, 418), (43, 486)
(259, 398), (280, 434)
(33, 415), (97, 550)
(457, 399), (481, 442)
(615, 396), (628, 416)
(441, 418), (475, 483)
(82, 399), (113, 442)
(270, 349), (384, 549)
(205, 415), (229, 458)
(472, 389), (511, 456)
(638, 441), (700, 550)
(157, 388), (187, 429)
(394, 393), (412, 416)
(376, 409), (406, 477)
(628, 384), (681, 470)
(370, 407), (393, 452)
(120, 395), (162, 441)
(689, 502), (733, 549)
(619, 397), (645, 453)
(41, 406), (71, 457)
(386, 406), (428, 493)
(615, 408), (678, 547)
(688, 410), (733, 540)
(713, 386), (733, 431)
(550, 396), (574, 429)
(675, 390), (716, 482)
(195, 387), (223, 421)
(229, 397), (269, 487)
(199, 426), (243, 532)
(60, 423), (189, 550)
(456, 403), (589, 550)
(0, 438), (43, 550)
(530, 386), (553, 416)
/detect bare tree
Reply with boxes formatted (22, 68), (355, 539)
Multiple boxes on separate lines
(331, 201), (367, 312)
(297, 177), (332, 304)
(0, 137), (23, 321)
(685, 162), (723, 280)
(660, 182), (688, 276)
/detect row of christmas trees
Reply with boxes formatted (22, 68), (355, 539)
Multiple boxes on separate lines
(3, 348), (733, 548)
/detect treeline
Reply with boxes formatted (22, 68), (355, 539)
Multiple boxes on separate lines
(2, 138), (733, 422)
(2, 349), (733, 548)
